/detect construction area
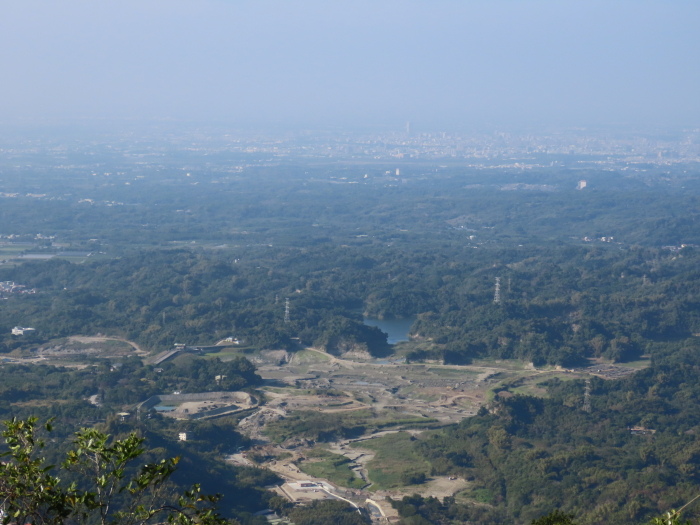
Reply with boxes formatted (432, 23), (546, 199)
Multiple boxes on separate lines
(2, 334), (642, 523)
(218, 347), (643, 522)
(1, 336), (148, 367)
(138, 391), (258, 420)
(251, 348), (490, 424)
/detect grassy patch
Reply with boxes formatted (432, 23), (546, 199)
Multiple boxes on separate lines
(425, 367), (480, 378)
(56, 255), (91, 263)
(351, 432), (431, 490)
(325, 401), (354, 408)
(470, 487), (496, 505)
(498, 371), (580, 398)
(264, 409), (439, 443)
(203, 347), (254, 360)
(264, 409), (373, 443)
(297, 449), (365, 489)
(352, 392), (375, 404)
(451, 396), (477, 410)
(509, 384), (549, 397)
(293, 349), (331, 364)
(470, 359), (532, 371)
(453, 488), (475, 505)
(0, 246), (28, 257)
(620, 357), (651, 369)
(261, 386), (295, 394)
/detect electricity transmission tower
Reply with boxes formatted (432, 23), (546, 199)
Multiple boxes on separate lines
(583, 378), (591, 413)
(493, 277), (501, 304)
(284, 298), (290, 323)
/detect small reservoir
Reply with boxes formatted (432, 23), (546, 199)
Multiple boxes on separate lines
(363, 316), (415, 344)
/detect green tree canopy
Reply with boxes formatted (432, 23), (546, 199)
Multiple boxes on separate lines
(0, 417), (229, 525)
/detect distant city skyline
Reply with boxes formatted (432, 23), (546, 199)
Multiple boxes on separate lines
(1, 1), (699, 131)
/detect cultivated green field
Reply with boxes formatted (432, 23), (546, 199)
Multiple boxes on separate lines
(351, 432), (431, 490)
(298, 448), (366, 489)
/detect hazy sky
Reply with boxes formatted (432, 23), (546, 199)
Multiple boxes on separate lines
(1, 0), (698, 130)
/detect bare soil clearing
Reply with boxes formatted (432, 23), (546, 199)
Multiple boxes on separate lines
(4, 336), (147, 367)
(233, 347), (643, 518)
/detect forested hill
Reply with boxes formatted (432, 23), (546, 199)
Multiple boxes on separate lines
(1, 161), (700, 250)
(391, 339), (700, 524)
(1, 243), (699, 367)
(1, 141), (700, 524)
(2, 155), (699, 365)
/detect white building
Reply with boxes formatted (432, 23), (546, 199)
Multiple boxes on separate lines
(11, 326), (35, 336)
